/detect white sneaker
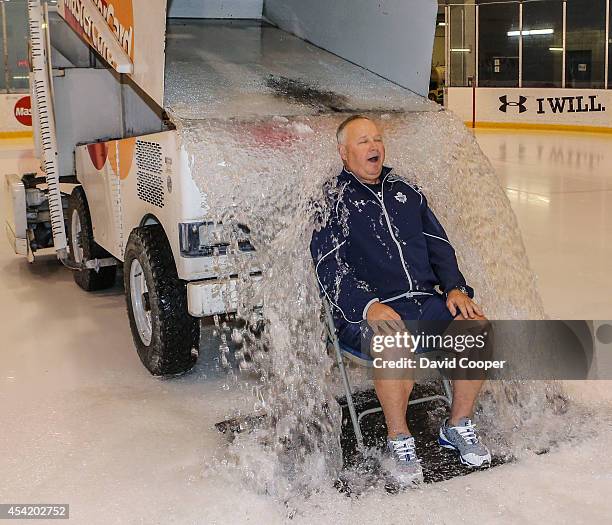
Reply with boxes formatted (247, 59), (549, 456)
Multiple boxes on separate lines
(438, 417), (492, 468)
(384, 434), (424, 486)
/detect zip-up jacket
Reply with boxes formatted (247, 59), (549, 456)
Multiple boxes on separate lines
(311, 166), (473, 327)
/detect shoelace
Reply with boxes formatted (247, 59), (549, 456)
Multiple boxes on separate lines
(453, 421), (479, 445)
(391, 439), (419, 463)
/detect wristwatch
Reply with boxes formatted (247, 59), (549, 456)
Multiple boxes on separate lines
(451, 286), (469, 296)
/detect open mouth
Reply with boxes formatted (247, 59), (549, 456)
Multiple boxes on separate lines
(367, 154), (380, 163)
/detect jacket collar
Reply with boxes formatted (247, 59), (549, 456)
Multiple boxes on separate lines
(340, 165), (393, 184)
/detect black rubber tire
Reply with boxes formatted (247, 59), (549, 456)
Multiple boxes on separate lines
(124, 225), (199, 376)
(67, 186), (117, 291)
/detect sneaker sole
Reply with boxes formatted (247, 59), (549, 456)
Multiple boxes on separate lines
(394, 472), (424, 488)
(438, 430), (492, 468)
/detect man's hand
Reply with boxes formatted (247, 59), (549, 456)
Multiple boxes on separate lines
(446, 289), (484, 319)
(366, 302), (406, 335)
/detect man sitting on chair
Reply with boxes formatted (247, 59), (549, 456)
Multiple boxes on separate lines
(310, 115), (491, 485)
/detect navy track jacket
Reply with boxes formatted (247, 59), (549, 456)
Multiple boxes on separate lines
(310, 166), (473, 328)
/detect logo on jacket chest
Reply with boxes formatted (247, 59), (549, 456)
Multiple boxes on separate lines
(394, 191), (407, 204)
(352, 197), (381, 212)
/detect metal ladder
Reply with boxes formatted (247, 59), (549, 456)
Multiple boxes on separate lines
(27, 0), (67, 258)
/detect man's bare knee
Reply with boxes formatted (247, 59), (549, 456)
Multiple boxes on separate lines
(453, 314), (491, 334)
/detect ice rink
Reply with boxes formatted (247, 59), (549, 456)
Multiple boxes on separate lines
(475, 129), (612, 320)
(1, 130), (611, 524)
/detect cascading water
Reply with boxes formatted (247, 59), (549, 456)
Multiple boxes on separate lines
(169, 109), (584, 503)
(162, 18), (599, 514)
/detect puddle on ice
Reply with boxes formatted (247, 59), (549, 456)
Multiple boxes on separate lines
(171, 108), (597, 511)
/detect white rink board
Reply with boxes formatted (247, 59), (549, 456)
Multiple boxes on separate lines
(448, 87), (612, 129)
(0, 94), (32, 133)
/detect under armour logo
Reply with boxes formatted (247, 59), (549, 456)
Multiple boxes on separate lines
(395, 192), (407, 204)
(499, 95), (527, 113)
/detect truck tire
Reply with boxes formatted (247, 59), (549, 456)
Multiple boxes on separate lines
(67, 186), (117, 291)
(124, 225), (199, 376)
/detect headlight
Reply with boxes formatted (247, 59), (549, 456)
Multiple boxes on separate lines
(179, 221), (255, 257)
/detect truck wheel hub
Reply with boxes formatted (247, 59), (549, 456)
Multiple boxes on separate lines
(130, 258), (153, 346)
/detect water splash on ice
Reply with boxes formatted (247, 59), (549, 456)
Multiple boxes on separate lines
(172, 108), (572, 503)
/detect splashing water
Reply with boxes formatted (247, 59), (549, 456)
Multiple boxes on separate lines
(167, 106), (588, 506)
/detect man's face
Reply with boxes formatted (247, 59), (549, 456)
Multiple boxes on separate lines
(338, 119), (385, 183)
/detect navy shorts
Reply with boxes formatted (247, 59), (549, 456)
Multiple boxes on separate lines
(337, 293), (455, 354)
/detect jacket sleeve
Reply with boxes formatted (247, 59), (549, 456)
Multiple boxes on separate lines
(310, 203), (379, 324)
(420, 193), (474, 299)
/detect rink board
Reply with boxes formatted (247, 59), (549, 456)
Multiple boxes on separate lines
(448, 87), (612, 132)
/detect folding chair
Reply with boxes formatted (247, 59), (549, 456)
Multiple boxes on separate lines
(323, 299), (453, 451)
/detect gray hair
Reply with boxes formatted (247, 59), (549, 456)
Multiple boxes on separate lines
(336, 115), (374, 144)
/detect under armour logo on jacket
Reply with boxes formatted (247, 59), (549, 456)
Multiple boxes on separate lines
(395, 192), (407, 203)
(499, 95), (527, 114)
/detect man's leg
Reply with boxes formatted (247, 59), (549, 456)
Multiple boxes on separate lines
(416, 295), (489, 425)
(339, 319), (415, 438)
(340, 311), (424, 483)
(448, 313), (488, 425)
(436, 311), (492, 466)
(374, 374), (423, 485)
(449, 378), (485, 425)
(374, 378), (414, 438)
(368, 301), (421, 439)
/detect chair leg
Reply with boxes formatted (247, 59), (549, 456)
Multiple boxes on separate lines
(442, 377), (453, 407)
(324, 301), (365, 451)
